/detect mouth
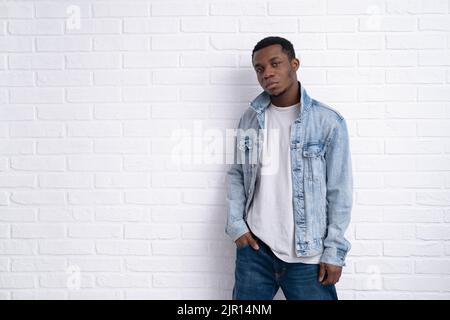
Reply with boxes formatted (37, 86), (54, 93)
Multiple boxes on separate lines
(265, 82), (278, 89)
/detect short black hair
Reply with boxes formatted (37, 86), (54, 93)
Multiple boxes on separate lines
(252, 36), (296, 62)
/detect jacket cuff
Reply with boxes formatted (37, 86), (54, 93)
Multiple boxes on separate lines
(319, 247), (348, 267)
(226, 220), (250, 242)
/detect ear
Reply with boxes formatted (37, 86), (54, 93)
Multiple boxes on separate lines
(292, 58), (300, 71)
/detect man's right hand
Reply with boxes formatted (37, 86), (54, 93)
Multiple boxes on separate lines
(235, 232), (260, 250)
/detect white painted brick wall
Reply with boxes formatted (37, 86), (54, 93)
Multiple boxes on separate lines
(0, 0), (449, 300)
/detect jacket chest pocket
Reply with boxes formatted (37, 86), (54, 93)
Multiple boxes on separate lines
(238, 136), (254, 194)
(238, 136), (254, 167)
(302, 142), (325, 183)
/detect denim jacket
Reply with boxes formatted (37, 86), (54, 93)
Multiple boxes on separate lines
(225, 81), (353, 267)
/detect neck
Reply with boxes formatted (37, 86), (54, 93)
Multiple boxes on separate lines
(270, 80), (300, 108)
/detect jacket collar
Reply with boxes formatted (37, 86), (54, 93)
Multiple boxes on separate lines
(248, 80), (312, 117)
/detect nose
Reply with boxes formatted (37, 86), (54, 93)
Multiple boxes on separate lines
(263, 66), (275, 79)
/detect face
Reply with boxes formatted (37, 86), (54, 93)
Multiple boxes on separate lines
(252, 44), (299, 96)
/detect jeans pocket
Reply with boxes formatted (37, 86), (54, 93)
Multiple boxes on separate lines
(236, 243), (250, 250)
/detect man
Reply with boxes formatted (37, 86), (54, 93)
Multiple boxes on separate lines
(225, 36), (353, 300)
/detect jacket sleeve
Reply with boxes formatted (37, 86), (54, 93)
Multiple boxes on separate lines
(225, 117), (250, 242)
(320, 117), (353, 267)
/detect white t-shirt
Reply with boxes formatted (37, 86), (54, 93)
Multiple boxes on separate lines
(247, 101), (321, 264)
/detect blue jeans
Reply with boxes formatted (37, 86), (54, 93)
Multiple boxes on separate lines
(232, 236), (338, 300)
